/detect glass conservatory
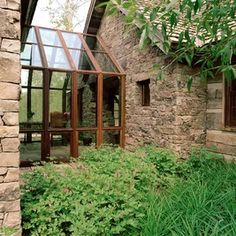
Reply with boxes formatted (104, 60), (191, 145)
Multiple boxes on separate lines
(20, 26), (126, 164)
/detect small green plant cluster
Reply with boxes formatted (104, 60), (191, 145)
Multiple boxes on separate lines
(21, 147), (157, 236)
(21, 146), (236, 235)
(0, 226), (17, 236)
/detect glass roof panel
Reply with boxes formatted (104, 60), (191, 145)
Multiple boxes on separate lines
(62, 32), (82, 49)
(69, 49), (95, 70)
(23, 27), (37, 44)
(39, 28), (61, 46)
(83, 35), (105, 52)
(21, 44), (42, 67)
(20, 27), (123, 74)
(44, 46), (71, 69)
(92, 51), (118, 72)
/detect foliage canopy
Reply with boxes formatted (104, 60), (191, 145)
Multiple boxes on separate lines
(101, 0), (236, 86)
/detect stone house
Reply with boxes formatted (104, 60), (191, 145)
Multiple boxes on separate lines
(0, 0), (235, 233)
(84, 0), (236, 160)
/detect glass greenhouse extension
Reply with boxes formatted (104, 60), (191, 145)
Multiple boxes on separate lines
(20, 26), (126, 164)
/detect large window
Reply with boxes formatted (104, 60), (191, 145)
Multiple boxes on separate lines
(225, 79), (236, 127)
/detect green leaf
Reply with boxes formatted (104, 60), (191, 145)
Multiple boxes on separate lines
(139, 26), (148, 49)
(187, 76), (193, 92)
(150, 8), (158, 22)
(157, 71), (164, 80)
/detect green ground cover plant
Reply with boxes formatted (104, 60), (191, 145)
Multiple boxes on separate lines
(21, 146), (236, 236)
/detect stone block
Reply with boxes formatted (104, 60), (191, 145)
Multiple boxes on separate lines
(0, 117), (3, 126)
(0, 168), (7, 175)
(0, 51), (20, 83)
(0, 100), (18, 112)
(206, 110), (222, 130)
(2, 112), (18, 126)
(0, 0), (7, 8)
(4, 168), (19, 182)
(0, 82), (20, 100)
(6, 0), (20, 10)
(0, 152), (19, 167)
(0, 200), (20, 212)
(0, 182), (19, 201)
(1, 39), (20, 53)
(0, 126), (19, 138)
(206, 141), (236, 156)
(207, 130), (236, 146)
(3, 211), (21, 227)
(1, 138), (19, 152)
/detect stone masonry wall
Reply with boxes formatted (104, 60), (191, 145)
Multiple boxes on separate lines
(98, 13), (207, 156)
(0, 0), (21, 233)
(206, 76), (236, 160)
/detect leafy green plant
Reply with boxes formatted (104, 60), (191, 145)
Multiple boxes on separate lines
(21, 147), (157, 236)
(141, 150), (236, 236)
(99, 0), (236, 87)
(21, 146), (236, 235)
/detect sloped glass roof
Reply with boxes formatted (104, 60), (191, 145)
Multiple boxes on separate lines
(21, 26), (122, 73)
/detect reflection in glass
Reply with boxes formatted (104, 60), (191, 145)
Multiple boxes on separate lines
(39, 28), (61, 46)
(103, 131), (120, 146)
(49, 73), (71, 128)
(92, 51), (117, 72)
(44, 46), (70, 69)
(83, 35), (102, 51)
(78, 74), (97, 128)
(20, 69), (43, 130)
(103, 76), (121, 127)
(62, 32), (81, 49)
(20, 132), (42, 162)
(69, 49), (94, 70)
(21, 44), (42, 67)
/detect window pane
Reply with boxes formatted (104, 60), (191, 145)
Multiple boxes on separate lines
(50, 72), (71, 89)
(20, 69), (43, 130)
(32, 70), (43, 87)
(50, 132), (71, 160)
(78, 131), (96, 147)
(44, 46), (70, 69)
(20, 132), (42, 162)
(78, 74), (97, 128)
(103, 76), (121, 127)
(103, 131), (120, 146)
(21, 44), (42, 67)
(83, 35), (104, 52)
(22, 27), (37, 44)
(49, 73), (71, 128)
(21, 69), (43, 88)
(62, 32), (82, 49)
(92, 51), (118, 72)
(39, 28), (61, 46)
(69, 49), (94, 70)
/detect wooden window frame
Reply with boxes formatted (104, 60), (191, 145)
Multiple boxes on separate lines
(137, 79), (150, 106)
(224, 78), (236, 128)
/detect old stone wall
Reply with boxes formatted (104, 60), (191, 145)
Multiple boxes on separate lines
(0, 0), (21, 233)
(98, 13), (207, 156)
(206, 77), (236, 160)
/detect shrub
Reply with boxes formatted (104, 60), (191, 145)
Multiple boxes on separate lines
(21, 147), (157, 236)
(141, 150), (236, 236)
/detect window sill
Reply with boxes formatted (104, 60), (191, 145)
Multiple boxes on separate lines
(221, 127), (236, 132)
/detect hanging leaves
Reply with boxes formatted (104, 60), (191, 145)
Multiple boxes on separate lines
(99, 0), (236, 88)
